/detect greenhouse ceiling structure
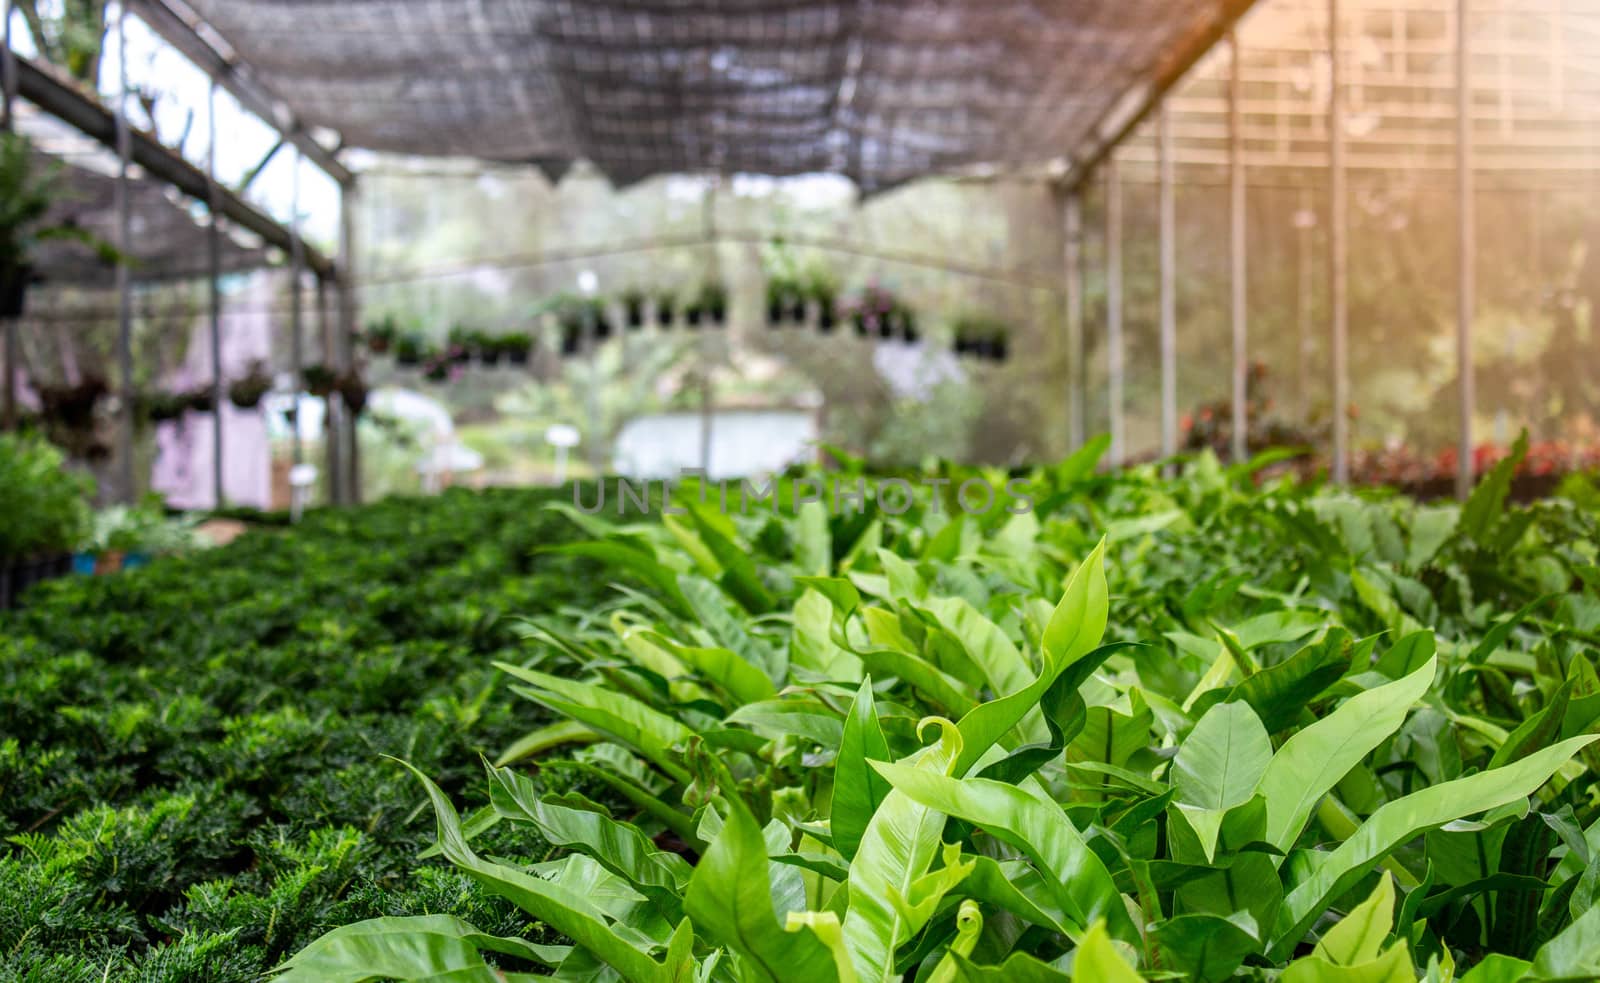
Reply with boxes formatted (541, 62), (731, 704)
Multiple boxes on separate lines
(3, 0), (1494, 502)
(144, 0), (1256, 192)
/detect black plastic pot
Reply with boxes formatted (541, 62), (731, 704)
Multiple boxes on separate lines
(0, 263), (30, 319)
(902, 314), (920, 344)
(767, 302), (784, 327)
(685, 306), (703, 328)
(710, 304), (727, 327)
(506, 348), (530, 366)
(657, 303), (676, 328)
(626, 301), (645, 329)
(818, 306), (836, 334)
(0, 553), (73, 610)
(479, 349), (502, 367)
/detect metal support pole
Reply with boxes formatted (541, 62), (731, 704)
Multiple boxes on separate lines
(1, 0), (14, 131)
(2, 0), (15, 430)
(1455, 0), (1476, 500)
(1329, 0), (1350, 484)
(1229, 31), (1249, 464)
(1106, 159), (1125, 467)
(1158, 105), (1177, 465)
(1296, 188), (1313, 425)
(338, 180), (360, 504)
(698, 179), (718, 477)
(207, 79), (224, 507)
(115, 3), (134, 501)
(583, 302), (602, 477)
(1064, 190), (1085, 451)
(318, 275), (341, 506)
(288, 149), (304, 470)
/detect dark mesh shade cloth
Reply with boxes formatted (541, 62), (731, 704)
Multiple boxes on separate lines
(170, 0), (1237, 191)
(34, 153), (268, 285)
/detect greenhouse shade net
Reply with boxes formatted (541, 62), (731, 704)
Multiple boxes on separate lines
(165, 0), (1237, 192)
(34, 150), (268, 286)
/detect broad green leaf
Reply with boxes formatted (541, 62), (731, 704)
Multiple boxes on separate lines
(547, 541), (689, 614)
(394, 762), (694, 983)
(1271, 735), (1599, 956)
(485, 764), (691, 911)
(944, 541), (1111, 778)
(1172, 701), (1273, 861)
(1529, 904), (1600, 981)
(271, 915), (567, 982)
(1313, 875), (1395, 966)
(840, 720), (964, 983)
(832, 677), (894, 861)
(920, 595), (1034, 699)
(496, 663), (694, 783)
(1192, 629), (1360, 734)
(1459, 431), (1527, 547)
(642, 631), (779, 703)
(1071, 922), (1144, 982)
(495, 719), (600, 767)
(947, 951), (1072, 982)
(796, 500), (832, 577)
(679, 574), (784, 681)
(1042, 540), (1110, 670)
(872, 762), (1132, 941)
(1258, 658), (1438, 853)
(684, 796), (839, 983)
(1147, 914), (1257, 983)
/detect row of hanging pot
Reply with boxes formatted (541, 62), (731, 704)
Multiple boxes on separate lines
(764, 282), (1011, 363)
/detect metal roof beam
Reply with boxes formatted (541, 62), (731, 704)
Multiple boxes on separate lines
(1066, 0), (1261, 192)
(126, 0), (354, 187)
(13, 54), (335, 279)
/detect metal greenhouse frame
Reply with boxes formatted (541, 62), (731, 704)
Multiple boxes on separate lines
(2, 0), (1497, 499)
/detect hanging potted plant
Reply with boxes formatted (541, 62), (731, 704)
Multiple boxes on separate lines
(139, 390), (187, 423)
(422, 356), (452, 383)
(364, 315), (398, 354)
(590, 299), (614, 342)
(765, 275), (796, 328)
(39, 375), (109, 432)
(474, 330), (502, 366)
(655, 291), (677, 328)
(228, 360), (272, 408)
(702, 281), (728, 326)
(622, 290), (646, 330)
(447, 325), (475, 365)
(559, 307), (583, 356)
(185, 386), (216, 413)
(810, 275), (839, 334)
(302, 364), (337, 397)
(0, 133), (118, 320)
(394, 333), (426, 367)
(500, 332), (533, 366)
(336, 370), (368, 416)
(900, 309), (920, 345)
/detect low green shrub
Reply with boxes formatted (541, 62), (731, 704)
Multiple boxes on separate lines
(0, 487), (604, 979)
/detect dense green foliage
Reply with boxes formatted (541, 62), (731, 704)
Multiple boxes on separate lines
(0, 488), (602, 981)
(0, 432), (93, 561)
(283, 440), (1600, 981)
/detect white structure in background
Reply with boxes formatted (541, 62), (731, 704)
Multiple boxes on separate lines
(873, 341), (965, 400)
(612, 409), (818, 481)
(287, 463), (319, 521)
(362, 387), (484, 493)
(545, 423), (580, 484)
